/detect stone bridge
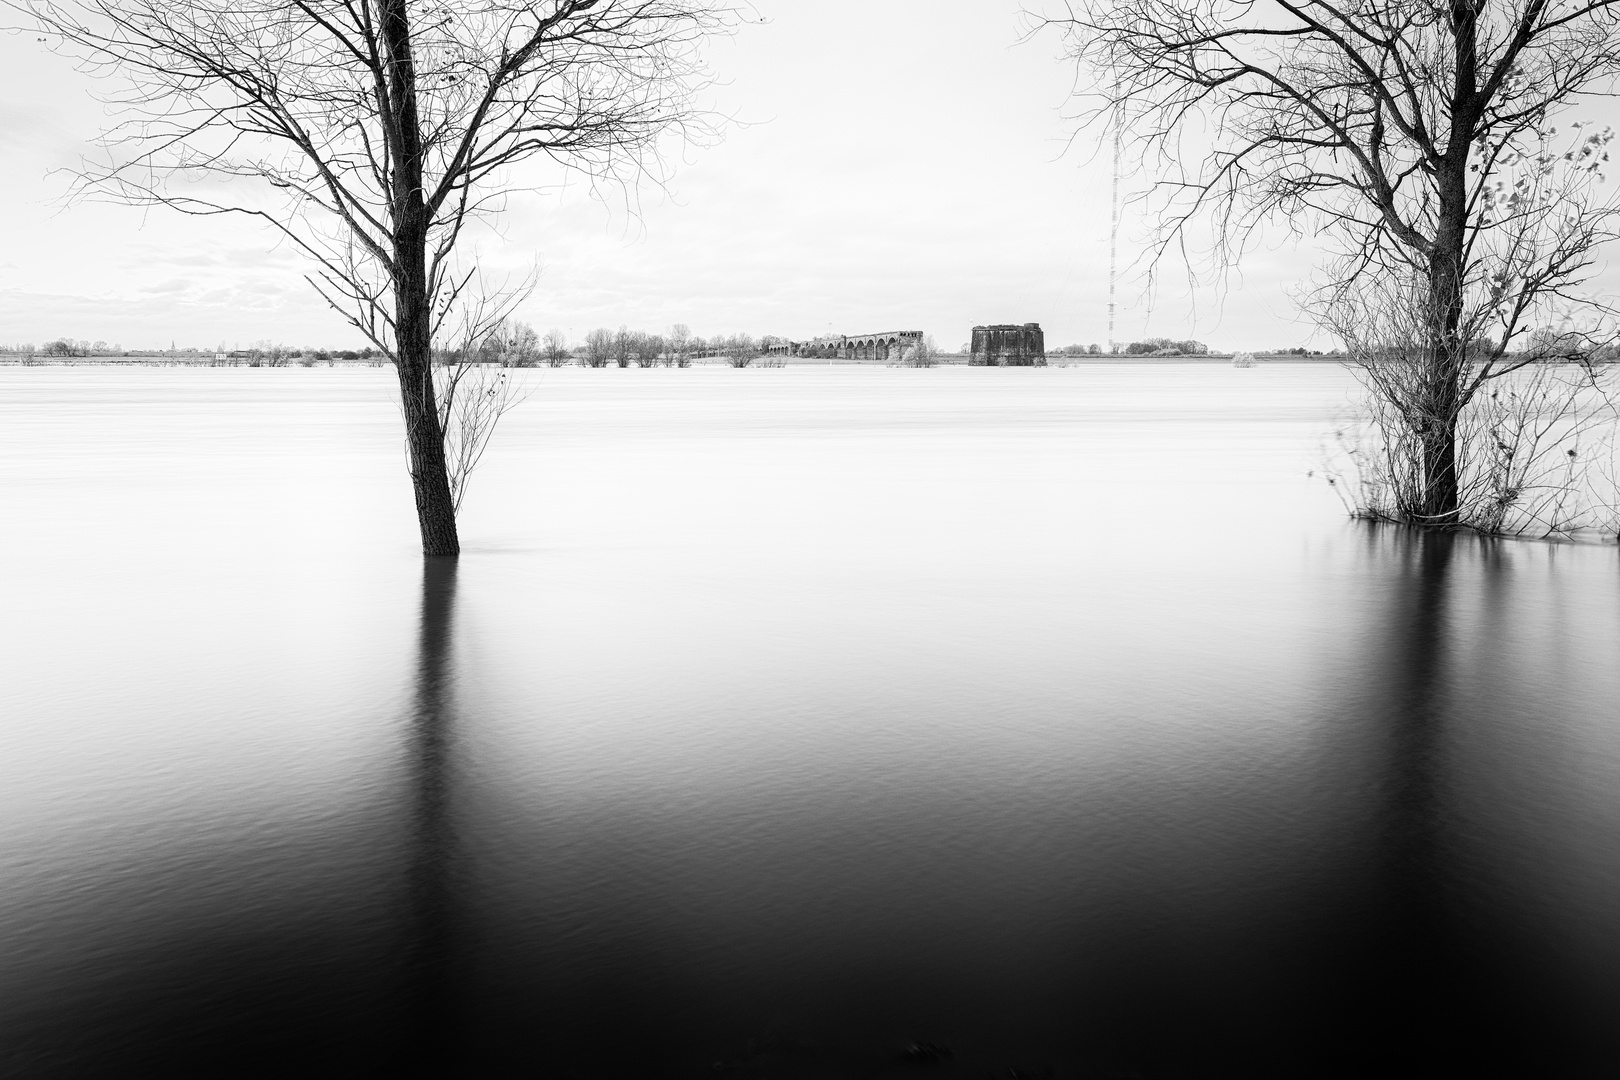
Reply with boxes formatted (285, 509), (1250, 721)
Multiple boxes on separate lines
(783, 330), (924, 362)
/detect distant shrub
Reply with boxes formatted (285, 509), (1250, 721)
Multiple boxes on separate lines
(1126, 337), (1209, 356)
(582, 328), (613, 367)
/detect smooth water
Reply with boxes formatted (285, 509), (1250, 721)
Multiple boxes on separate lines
(3, 366), (1619, 1077)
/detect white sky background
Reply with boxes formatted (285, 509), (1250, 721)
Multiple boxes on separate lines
(2, 1), (1612, 353)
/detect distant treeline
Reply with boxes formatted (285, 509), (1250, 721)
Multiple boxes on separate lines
(2, 339), (125, 357)
(12, 328), (1609, 365)
(0, 328), (785, 367)
(0, 339), (384, 364)
(1045, 338), (1328, 357)
(444, 323), (796, 368)
(1047, 339), (1323, 357)
(1047, 339), (1211, 357)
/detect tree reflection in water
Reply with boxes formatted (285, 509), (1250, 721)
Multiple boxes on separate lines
(404, 558), (458, 1073)
(1364, 528), (1462, 1068)
(1338, 528), (1612, 1074)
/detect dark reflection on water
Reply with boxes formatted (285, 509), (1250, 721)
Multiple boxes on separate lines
(433, 528), (1619, 1078)
(1323, 531), (1477, 1071)
(1375, 532), (1462, 1064)
(405, 559), (458, 1075)
(1284, 530), (1620, 1077)
(5, 530), (1620, 1077)
(432, 528), (1620, 1079)
(5, 371), (1620, 1077)
(0, 564), (464, 1077)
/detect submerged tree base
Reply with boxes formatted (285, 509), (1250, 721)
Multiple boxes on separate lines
(1325, 362), (1620, 542)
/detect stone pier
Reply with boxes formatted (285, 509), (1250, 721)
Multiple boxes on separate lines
(970, 323), (1045, 366)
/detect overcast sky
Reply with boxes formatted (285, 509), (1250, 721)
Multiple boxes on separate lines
(0, 1), (1479, 352)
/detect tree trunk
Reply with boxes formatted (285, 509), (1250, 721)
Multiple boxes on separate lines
(381, 0), (460, 557)
(1417, 248), (1465, 524)
(1412, 208), (1468, 526)
(395, 353), (461, 557)
(1412, 2), (1481, 528)
(1417, 401), (1461, 523)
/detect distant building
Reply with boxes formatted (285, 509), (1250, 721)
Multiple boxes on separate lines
(971, 323), (1045, 366)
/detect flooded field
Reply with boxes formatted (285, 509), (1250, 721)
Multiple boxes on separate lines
(3, 365), (1619, 1076)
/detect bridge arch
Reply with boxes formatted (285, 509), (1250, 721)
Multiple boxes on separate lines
(825, 329), (927, 362)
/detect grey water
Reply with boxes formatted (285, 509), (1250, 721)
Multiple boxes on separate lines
(3, 365), (1619, 1077)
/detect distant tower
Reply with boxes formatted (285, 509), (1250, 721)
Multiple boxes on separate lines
(1108, 104), (1122, 355)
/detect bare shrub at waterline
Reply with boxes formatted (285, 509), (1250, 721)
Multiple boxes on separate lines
(542, 329), (570, 368)
(1318, 266), (1620, 537)
(426, 298), (531, 515)
(582, 329), (614, 368)
(667, 323), (693, 366)
(435, 363), (525, 516)
(1327, 355), (1620, 539)
(902, 334), (940, 367)
(722, 334), (759, 368)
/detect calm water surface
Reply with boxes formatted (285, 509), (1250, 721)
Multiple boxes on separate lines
(3, 365), (1619, 1077)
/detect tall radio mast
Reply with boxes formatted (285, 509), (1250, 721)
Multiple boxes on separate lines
(1108, 104), (1122, 355)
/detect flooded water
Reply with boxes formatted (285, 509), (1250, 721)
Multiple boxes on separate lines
(3, 365), (1620, 1077)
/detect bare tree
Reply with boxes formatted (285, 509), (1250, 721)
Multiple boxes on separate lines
(505, 321), (541, 367)
(471, 318), (539, 367)
(632, 331), (664, 366)
(906, 333), (940, 367)
(1043, 0), (1620, 526)
(23, 0), (727, 555)
(583, 327), (614, 367)
(667, 322), (691, 366)
(541, 327), (570, 367)
(722, 332), (757, 367)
